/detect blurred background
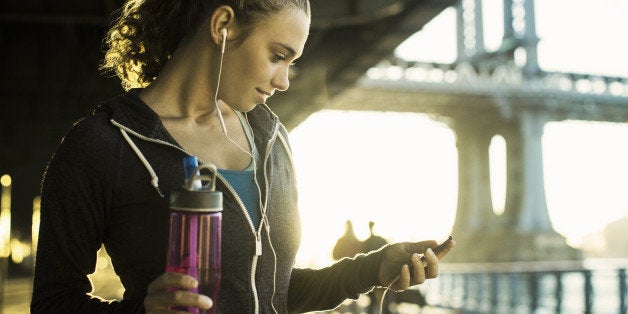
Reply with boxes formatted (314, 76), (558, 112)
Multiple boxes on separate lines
(1, 0), (627, 313)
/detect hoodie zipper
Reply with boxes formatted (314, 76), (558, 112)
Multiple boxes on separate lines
(263, 123), (281, 314)
(251, 122), (280, 314)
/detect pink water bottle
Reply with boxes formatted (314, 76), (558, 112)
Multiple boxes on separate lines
(166, 160), (222, 314)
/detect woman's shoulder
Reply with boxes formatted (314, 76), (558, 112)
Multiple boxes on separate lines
(55, 93), (141, 159)
(48, 117), (119, 173)
(63, 90), (154, 146)
(62, 108), (119, 147)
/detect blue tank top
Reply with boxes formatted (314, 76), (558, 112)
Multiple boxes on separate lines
(217, 112), (261, 230)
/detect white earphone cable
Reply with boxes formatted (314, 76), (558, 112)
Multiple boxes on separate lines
(379, 274), (400, 314)
(213, 34), (251, 157)
(214, 30), (279, 314)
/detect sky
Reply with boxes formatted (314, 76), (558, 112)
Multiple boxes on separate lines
(289, 0), (628, 267)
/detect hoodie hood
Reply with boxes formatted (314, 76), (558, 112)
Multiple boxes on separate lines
(95, 89), (169, 140)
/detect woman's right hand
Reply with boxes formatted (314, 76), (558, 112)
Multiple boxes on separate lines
(144, 272), (213, 313)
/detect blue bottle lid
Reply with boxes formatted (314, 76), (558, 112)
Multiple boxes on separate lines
(171, 162), (222, 212)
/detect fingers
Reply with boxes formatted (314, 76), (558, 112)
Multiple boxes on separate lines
(395, 242), (446, 286)
(147, 272), (198, 294)
(434, 239), (456, 260)
(381, 239), (456, 292)
(391, 265), (411, 291)
(390, 251), (436, 291)
(144, 272), (213, 313)
(145, 290), (212, 311)
(409, 253), (426, 286)
(423, 248), (439, 279)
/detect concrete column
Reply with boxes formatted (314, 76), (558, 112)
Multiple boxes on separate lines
(456, 1), (466, 61)
(451, 119), (495, 234)
(518, 110), (552, 231)
(521, 0), (541, 77)
(502, 110), (553, 232)
(502, 0), (515, 40)
(445, 113), (580, 262)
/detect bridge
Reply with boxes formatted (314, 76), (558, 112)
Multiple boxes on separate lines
(331, 58), (628, 263)
(329, 0), (628, 264)
(326, 1), (628, 311)
(325, 1), (628, 312)
(1, 0), (627, 313)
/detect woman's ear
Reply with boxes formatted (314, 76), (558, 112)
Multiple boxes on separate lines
(209, 5), (236, 47)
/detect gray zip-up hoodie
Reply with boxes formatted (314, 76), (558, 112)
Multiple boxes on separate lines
(31, 90), (384, 313)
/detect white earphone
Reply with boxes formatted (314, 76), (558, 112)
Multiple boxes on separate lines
(215, 27), (229, 135)
(220, 28), (227, 53)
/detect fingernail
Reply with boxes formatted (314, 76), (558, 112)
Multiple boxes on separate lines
(200, 295), (213, 309)
(189, 278), (199, 288)
(427, 248), (435, 256)
(412, 253), (420, 262)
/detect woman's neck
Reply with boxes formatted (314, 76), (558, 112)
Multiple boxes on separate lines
(139, 33), (220, 121)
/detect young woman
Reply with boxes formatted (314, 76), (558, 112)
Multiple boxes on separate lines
(31, 0), (454, 313)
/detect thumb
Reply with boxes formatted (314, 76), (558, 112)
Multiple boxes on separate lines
(402, 240), (438, 254)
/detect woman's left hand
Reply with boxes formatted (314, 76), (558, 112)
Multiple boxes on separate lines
(378, 239), (455, 291)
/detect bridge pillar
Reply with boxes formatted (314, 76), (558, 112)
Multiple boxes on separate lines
(502, 110), (552, 232)
(447, 111), (581, 262)
(450, 120), (495, 234)
(498, 110), (581, 261)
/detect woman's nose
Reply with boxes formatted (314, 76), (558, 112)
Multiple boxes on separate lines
(272, 66), (290, 92)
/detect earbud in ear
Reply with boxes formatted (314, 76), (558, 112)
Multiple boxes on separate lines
(220, 28), (228, 53)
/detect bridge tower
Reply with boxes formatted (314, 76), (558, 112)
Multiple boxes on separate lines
(448, 0), (581, 262)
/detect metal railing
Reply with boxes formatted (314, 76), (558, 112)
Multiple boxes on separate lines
(429, 260), (628, 314)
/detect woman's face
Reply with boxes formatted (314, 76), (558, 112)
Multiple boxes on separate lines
(219, 6), (310, 112)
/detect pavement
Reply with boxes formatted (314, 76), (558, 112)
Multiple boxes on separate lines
(2, 277), (30, 314)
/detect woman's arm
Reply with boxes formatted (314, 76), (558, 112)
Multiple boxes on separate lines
(287, 249), (384, 313)
(287, 240), (454, 313)
(31, 120), (142, 313)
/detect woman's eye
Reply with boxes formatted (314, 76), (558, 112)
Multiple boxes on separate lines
(272, 54), (286, 63)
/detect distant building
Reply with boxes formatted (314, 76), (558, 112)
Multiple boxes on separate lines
(603, 216), (628, 257)
(581, 216), (628, 258)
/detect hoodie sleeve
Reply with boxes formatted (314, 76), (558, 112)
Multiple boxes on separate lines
(31, 118), (143, 313)
(287, 248), (385, 313)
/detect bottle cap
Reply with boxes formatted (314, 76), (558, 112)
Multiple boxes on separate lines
(170, 163), (222, 212)
(170, 189), (222, 212)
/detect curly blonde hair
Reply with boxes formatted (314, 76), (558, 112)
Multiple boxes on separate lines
(100, 0), (310, 90)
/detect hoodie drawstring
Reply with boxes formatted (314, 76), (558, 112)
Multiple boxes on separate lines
(118, 128), (164, 197)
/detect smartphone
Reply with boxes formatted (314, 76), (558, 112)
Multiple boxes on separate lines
(420, 235), (453, 262)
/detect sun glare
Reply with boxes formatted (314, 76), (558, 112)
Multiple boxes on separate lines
(543, 120), (628, 247)
(290, 111), (458, 267)
(290, 111), (628, 266)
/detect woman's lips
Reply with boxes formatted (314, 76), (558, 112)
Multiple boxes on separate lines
(256, 88), (272, 102)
